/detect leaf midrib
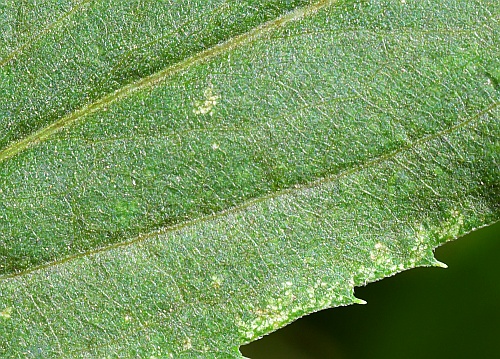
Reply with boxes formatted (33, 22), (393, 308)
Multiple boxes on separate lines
(1, 99), (497, 282)
(0, 0), (332, 163)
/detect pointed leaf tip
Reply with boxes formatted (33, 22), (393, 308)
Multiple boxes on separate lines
(432, 259), (448, 269)
(354, 298), (367, 305)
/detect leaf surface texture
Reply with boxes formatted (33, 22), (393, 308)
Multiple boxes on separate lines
(0, 0), (499, 357)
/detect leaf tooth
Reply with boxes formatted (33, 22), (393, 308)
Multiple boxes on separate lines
(431, 258), (448, 269)
(353, 297), (367, 305)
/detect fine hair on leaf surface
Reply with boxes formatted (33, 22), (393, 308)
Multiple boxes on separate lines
(0, 0), (498, 358)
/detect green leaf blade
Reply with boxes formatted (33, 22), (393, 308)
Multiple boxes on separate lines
(1, 0), (499, 357)
(0, 0), (311, 150)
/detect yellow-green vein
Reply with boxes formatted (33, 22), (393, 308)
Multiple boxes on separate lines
(1, 100), (497, 281)
(0, 0), (334, 164)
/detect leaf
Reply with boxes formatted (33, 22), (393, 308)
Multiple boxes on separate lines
(0, 0), (498, 357)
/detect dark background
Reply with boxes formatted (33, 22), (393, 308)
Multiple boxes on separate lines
(242, 221), (500, 359)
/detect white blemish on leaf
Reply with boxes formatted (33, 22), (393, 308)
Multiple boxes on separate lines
(237, 279), (357, 341)
(182, 337), (192, 350)
(358, 210), (463, 284)
(211, 275), (223, 289)
(193, 85), (219, 116)
(438, 210), (464, 239)
(414, 210), (464, 253)
(370, 242), (392, 266)
(0, 306), (12, 319)
(236, 286), (296, 340)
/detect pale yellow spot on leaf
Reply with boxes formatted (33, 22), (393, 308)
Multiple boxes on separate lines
(0, 307), (13, 319)
(193, 85), (219, 116)
(182, 337), (192, 350)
